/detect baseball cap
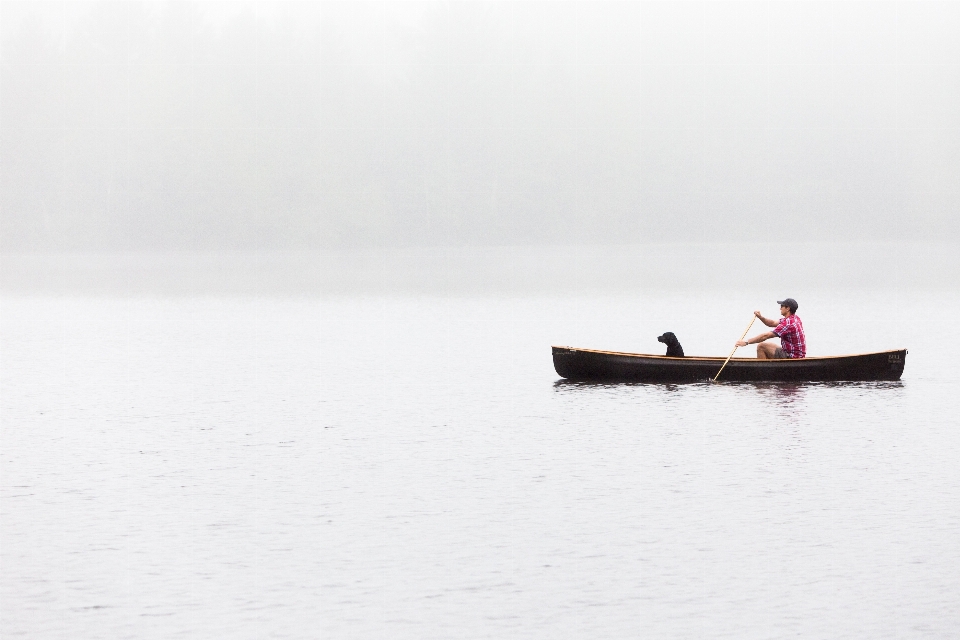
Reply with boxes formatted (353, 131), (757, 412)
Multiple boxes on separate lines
(777, 298), (798, 312)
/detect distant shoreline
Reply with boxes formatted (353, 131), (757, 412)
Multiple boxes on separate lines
(2, 242), (958, 296)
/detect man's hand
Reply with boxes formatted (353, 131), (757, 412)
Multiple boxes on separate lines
(755, 311), (777, 327)
(736, 340), (749, 347)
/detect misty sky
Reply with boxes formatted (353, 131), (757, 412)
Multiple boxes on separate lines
(1, 1), (957, 251)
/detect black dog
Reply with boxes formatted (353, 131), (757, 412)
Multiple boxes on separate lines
(657, 332), (685, 357)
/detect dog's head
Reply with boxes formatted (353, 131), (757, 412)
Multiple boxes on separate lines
(657, 332), (678, 346)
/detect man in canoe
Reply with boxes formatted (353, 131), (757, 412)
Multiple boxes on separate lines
(736, 298), (806, 359)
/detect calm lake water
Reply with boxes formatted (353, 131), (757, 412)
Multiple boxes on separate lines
(2, 291), (958, 638)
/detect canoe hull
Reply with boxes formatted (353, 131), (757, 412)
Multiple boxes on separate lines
(552, 346), (907, 383)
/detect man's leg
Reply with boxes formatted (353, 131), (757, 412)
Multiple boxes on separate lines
(756, 342), (778, 359)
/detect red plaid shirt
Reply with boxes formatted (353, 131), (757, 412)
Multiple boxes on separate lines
(772, 315), (806, 358)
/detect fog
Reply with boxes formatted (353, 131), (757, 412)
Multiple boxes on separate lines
(1, 1), (958, 291)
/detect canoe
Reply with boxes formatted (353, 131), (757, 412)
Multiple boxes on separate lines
(552, 346), (907, 383)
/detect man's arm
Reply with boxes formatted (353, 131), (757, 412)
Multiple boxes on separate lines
(737, 331), (777, 347)
(753, 310), (778, 327)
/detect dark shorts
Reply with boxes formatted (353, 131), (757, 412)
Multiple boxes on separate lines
(773, 347), (787, 359)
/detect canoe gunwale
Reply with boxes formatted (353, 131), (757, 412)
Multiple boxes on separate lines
(552, 346), (908, 362)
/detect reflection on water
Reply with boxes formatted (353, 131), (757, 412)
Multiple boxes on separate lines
(552, 379), (710, 391)
(752, 382), (805, 403)
(551, 379), (910, 434)
(553, 379), (903, 394)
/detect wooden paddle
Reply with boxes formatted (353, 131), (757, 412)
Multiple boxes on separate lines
(712, 315), (757, 383)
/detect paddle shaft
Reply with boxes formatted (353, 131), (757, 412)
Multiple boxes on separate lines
(713, 316), (757, 382)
